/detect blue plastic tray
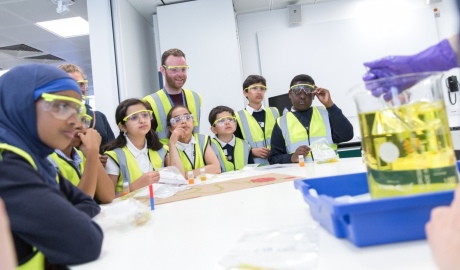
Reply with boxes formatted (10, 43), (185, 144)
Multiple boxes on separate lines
(294, 172), (455, 247)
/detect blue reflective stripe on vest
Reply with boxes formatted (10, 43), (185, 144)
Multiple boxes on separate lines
(236, 110), (265, 148)
(114, 148), (130, 186)
(191, 92), (201, 133)
(151, 93), (169, 140)
(210, 141), (226, 171)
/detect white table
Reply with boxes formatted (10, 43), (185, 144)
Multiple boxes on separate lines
(71, 158), (437, 269)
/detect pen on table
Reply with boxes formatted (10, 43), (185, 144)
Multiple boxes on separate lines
(149, 184), (155, 211)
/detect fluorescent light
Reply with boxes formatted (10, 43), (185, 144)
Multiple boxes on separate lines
(0, 70), (9, 76)
(35, 17), (89, 38)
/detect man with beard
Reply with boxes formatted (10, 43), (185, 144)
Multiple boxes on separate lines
(268, 74), (353, 164)
(143, 49), (202, 145)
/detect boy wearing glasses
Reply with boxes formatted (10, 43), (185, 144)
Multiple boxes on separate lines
(49, 114), (115, 204)
(209, 106), (254, 172)
(268, 74), (353, 164)
(58, 64), (115, 161)
(143, 48), (202, 145)
(234, 75), (279, 165)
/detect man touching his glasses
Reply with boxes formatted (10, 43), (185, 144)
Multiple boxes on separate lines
(234, 75), (279, 165)
(143, 48), (202, 145)
(268, 74), (353, 164)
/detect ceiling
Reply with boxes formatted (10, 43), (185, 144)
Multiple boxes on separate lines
(0, 0), (335, 95)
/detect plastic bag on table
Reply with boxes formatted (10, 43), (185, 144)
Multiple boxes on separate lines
(310, 138), (339, 163)
(93, 198), (151, 231)
(158, 166), (187, 185)
(218, 223), (319, 270)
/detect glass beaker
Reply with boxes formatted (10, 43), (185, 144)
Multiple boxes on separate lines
(349, 72), (458, 198)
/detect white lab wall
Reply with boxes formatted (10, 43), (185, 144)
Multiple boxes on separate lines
(111, 0), (159, 101)
(87, 0), (119, 135)
(155, 0), (243, 136)
(236, 0), (460, 139)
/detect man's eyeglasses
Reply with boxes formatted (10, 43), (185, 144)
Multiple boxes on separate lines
(290, 84), (315, 96)
(122, 110), (153, 124)
(41, 93), (85, 121)
(213, 116), (237, 126)
(170, 114), (194, 125)
(162, 65), (189, 74)
(76, 80), (88, 88)
(80, 114), (93, 128)
(244, 85), (267, 92)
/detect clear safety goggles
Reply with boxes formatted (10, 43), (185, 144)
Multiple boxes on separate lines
(41, 93), (85, 121)
(162, 65), (189, 74)
(122, 110), (153, 124)
(290, 84), (315, 96)
(76, 80), (88, 88)
(244, 85), (268, 92)
(170, 114), (194, 125)
(80, 114), (93, 128)
(213, 116), (237, 126)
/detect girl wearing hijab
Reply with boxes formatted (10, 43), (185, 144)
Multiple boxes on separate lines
(0, 64), (103, 269)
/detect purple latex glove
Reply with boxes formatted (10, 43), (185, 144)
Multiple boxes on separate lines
(363, 39), (458, 99)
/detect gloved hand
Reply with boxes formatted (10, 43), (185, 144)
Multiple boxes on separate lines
(363, 39), (458, 99)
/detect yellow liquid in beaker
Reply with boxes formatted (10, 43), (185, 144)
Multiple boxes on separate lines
(359, 100), (458, 198)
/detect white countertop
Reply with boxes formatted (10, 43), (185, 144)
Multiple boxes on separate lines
(71, 158), (437, 270)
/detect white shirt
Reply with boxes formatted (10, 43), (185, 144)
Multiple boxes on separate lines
(176, 135), (196, 165)
(105, 136), (153, 176)
(245, 104), (266, 115)
(214, 135), (236, 148)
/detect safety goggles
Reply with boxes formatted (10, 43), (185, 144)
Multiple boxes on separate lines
(244, 85), (268, 92)
(290, 84), (315, 96)
(122, 110), (153, 124)
(170, 114), (194, 125)
(162, 65), (189, 74)
(41, 93), (85, 121)
(80, 114), (93, 128)
(213, 116), (237, 126)
(76, 80), (88, 88)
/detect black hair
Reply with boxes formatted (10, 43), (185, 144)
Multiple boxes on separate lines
(290, 74), (315, 87)
(208, 105), (235, 126)
(101, 98), (162, 152)
(242, 75), (266, 91)
(166, 105), (192, 138)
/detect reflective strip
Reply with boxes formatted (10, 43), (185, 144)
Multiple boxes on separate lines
(151, 93), (169, 140)
(235, 110), (265, 148)
(279, 107), (336, 161)
(197, 134), (206, 156)
(316, 106), (333, 144)
(210, 141), (226, 172)
(154, 147), (166, 167)
(114, 148), (130, 186)
(189, 91), (201, 133)
(210, 138), (250, 172)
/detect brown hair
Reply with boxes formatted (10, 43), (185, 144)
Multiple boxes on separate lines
(58, 64), (86, 79)
(161, 48), (186, 65)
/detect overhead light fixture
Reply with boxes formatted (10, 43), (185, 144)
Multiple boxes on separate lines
(51, 0), (75, 15)
(36, 17), (89, 38)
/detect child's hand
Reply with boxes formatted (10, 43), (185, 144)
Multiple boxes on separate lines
(290, 145), (311, 163)
(131, 171), (160, 191)
(170, 127), (186, 144)
(78, 129), (101, 157)
(251, 147), (270, 159)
